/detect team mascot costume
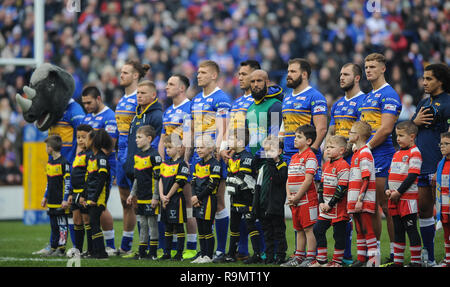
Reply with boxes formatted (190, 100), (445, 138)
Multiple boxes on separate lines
(17, 63), (85, 229)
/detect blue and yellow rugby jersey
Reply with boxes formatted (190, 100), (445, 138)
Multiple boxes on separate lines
(82, 107), (118, 177)
(162, 98), (192, 140)
(115, 92), (138, 150)
(229, 94), (254, 130)
(281, 86), (328, 156)
(191, 87), (232, 142)
(48, 99), (85, 164)
(330, 92), (366, 138)
(359, 83), (401, 157)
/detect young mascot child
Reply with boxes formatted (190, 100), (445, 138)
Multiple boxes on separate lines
(313, 135), (350, 267)
(253, 135), (288, 265)
(347, 121), (377, 267)
(385, 120), (422, 267)
(282, 125), (319, 267)
(126, 125), (162, 260)
(84, 129), (112, 259)
(68, 124), (93, 255)
(191, 135), (222, 263)
(41, 135), (71, 257)
(159, 135), (189, 261)
(223, 128), (261, 264)
(434, 132), (450, 267)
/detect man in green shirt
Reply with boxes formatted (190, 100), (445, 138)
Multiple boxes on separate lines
(246, 70), (283, 168)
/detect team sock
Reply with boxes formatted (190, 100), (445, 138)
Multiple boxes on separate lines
(419, 217), (436, 262)
(177, 232), (185, 251)
(103, 229), (115, 249)
(73, 224), (85, 252)
(215, 208), (229, 254)
(343, 220), (353, 259)
(255, 220), (265, 253)
(316, 247), (327, 263)
(85, 224), (93, 254)
(68, 218), (76, 247)
(158, 220), (165, 249)
(332, 248), (344, 264)
(186, 233), (197, 251)
(237, 219), (249, 256)
(121, 231), (134, 252)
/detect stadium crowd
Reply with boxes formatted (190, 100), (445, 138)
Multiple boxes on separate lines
(0, 0), (448, 182)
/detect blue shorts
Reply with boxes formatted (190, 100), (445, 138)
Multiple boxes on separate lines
(418, 173), (434, 187)
(283, 148), (322, 182)
(116, 149), (132, 189)
(373, 151), (394, 178)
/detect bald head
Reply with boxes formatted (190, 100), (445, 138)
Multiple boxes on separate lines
(250, 69), (269, 101)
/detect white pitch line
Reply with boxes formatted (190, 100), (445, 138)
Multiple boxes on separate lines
(0, 256), (68, 262)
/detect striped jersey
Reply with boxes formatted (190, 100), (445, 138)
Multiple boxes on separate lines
(115, 91), (138, 149)
(191, 87), (232, 142)
(45, 156), (71, 208)
(71, 150), (89, 193)
(439, 159), (450, 215)
(229, 94), (254, 130)
(320, 158), (350, 221)
(281, 86), (327, 156)
(48, 99), (85, 164)
(347, 145), (377, 213)
(162, 98), (192, 139)
(359, 84), (401, 156)
(287, 147), (318, 206)
(330, 92), (366, 138)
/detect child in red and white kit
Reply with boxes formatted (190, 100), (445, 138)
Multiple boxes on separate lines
(347, 121), (377, 267)
(385, 120), (422, 267)
(282, 125), (318, 267)
(313, 135), (350, 267)
(435, 132), (450, 267)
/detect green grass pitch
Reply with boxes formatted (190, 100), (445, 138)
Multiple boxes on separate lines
(0, 219), (445, 267)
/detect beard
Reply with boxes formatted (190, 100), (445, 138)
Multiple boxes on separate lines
(251, 84), (267, 101)
(341, 81), (355, 92)
(286, 75), (302, 89)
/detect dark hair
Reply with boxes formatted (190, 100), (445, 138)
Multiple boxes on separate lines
(396, 120), (418, 135)
(172, 74), (190, 90)
(45, 135), (62, 152)
(343, 63), (363, 78)
(441, 132), (450, 140)
(240, 60), (261, 71)
(88, 129), (112, 152)
(288, 58), (312, 79)
(295, 124), (317, 144)
(125, 60), (150, 80)
(76, 124), (93, 133)
(81, 85), (101, 99)
(137, 125), (156, 140)
(424, 63), (450, 93)
(164, 133), (183, 147)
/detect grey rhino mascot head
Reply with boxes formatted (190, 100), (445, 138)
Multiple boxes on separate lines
(16, 63), (75, 131)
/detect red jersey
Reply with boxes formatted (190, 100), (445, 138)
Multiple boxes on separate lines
(287, 147), (318, 206)
(320, 157), (350, 222)
(440, 159), (450, 215)
(347, 145), (376, 214)
(388, 145), (422, 200)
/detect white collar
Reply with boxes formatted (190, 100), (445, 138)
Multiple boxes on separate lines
(203, 87), (220, 98)
(172, 98), (190, 109)
(124, 89), (137, 98)
(92, 106), (109, 117)
(344, 91), (365, 101)
(371, 83), (389, 93)
(292, 85), (312, 97)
